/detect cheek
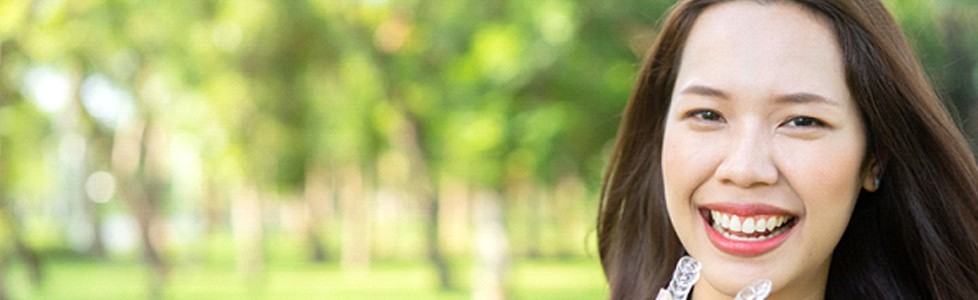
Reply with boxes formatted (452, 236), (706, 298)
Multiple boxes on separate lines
(662, 128), (693, 198)
(802, 151), (862, 219)
(661, 127), (721, 206)
(778, 138), (864, 231)
(780, 139), (864, 203)
(662, 127), (703, 246)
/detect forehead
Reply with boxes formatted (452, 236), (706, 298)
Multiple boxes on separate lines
(674, 1), (849, 102)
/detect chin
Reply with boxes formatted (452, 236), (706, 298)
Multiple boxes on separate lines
(696, 254), (779, 296)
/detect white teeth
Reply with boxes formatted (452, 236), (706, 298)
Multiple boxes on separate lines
(730, 215), (741, 231)
(743, 218), (755, 234)
(709, 210), (794, 238)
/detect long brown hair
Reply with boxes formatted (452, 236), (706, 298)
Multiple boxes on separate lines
(597, 0), (978, 298)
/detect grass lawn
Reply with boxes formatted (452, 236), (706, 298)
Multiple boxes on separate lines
(5, 256), (608, 299)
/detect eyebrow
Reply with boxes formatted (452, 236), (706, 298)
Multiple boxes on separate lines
(678, 84), (841, 107)
(680, 85), (730, 99)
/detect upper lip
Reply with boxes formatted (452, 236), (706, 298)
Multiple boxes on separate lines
(699, 202), (798, 218)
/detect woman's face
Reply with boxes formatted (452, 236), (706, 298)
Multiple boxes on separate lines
(662, 1), (876, 299)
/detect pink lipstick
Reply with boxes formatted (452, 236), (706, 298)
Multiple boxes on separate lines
(700, 203), (798, 257)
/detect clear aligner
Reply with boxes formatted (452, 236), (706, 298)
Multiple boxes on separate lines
(734, 279), (772, 300)
(667, 256), (702, 300)
(655, 256), (770, 300)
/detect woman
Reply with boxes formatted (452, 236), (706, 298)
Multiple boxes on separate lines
(597, 0), (978, 299)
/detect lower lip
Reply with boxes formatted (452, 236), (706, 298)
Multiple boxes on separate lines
(704, 217), (794, 257)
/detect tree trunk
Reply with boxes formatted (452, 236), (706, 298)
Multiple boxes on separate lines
(554, 176), (586, 258)
(0, 196), (43, 286)
(0, 254), (7, 300)
(303, 168), (331, 262)
(340, 166), (370, 271)
(115, 170), (167, 300)
(399, 114), (453, 290)
(438, 179), (470, 257)
(82, 130), (115, 260)
(202, 179), (223, 234)
(55, 63), (93, 256)
(528, 185), (545, 258)
(280, 167), (334, 263)
(230, 183), (265, 284)
(365, 9), (453, 286)
(472, 190), (508, 300)
(111, 118), (168, 300)
(83, 187), (106, 258)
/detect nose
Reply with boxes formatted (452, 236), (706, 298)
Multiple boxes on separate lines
(715, 126), (779, 188)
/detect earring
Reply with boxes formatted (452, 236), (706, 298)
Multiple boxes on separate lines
(873, 177), (881, 189)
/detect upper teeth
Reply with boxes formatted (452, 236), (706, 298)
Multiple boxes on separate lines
(710, 210), (792, 234)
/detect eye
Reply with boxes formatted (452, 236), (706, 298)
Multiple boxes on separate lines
(685, 109), (725, 122)
(783, 116), (826, 128)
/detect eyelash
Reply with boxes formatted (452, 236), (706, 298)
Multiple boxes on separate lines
(783, 116), (827, 128)
(683, 110), (828, 128)
(686, 109), (724, 122)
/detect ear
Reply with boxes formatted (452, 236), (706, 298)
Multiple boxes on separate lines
(861, 156), (881, 192)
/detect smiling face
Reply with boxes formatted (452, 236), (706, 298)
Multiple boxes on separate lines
(661, 1), (877, 299)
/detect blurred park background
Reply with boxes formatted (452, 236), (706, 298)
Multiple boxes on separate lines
(0, 0), (975, 299)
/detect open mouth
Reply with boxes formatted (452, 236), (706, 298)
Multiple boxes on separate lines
(703, 209), (797, 242)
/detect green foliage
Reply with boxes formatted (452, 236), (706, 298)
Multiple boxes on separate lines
(0, 102), (50, 195)
(0, 0), (974, 298)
